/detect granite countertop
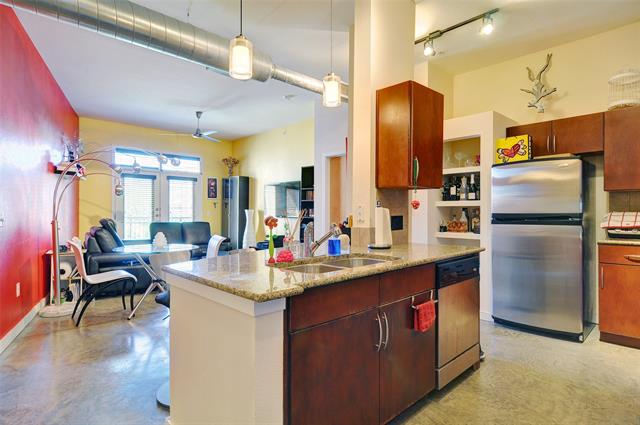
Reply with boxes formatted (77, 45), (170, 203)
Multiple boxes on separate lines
(598, 239), (640, 247)
(164, 244), (484, 302)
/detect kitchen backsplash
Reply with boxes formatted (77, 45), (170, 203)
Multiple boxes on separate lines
(609, 192), (640, 211)
(377, 189), (409, 245)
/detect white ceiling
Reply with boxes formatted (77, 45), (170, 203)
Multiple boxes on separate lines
(16, 0), (352, 140)
(17, 0), (640, 139)
(415, 0), (640, 74)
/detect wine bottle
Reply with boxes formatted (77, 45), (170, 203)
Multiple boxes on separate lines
(449, 177), (457, 201)
(460, 176), (468, 200)
(468, 174), (477, 200)
(442, 179), (449, 201)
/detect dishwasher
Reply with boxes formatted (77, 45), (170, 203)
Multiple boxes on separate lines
(436, 254), (480, 389)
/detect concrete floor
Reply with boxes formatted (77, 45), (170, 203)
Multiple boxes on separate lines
(1, 298), (639, 425)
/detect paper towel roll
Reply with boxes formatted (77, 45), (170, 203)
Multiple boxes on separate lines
(59, 261), (73, 278)
(375, 207), (392, 247)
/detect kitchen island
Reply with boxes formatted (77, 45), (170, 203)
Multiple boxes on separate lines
(164, 244), (483, 425)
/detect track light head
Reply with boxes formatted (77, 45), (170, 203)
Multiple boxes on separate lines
(423, 39), (436, 57)
(480, 14), (494, 35)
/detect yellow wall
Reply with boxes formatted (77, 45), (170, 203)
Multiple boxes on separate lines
(453, 20), (640, 124)
(232, 118), (315, 240)
(415, 61), (454, 119)
(78, 117), (232, 235)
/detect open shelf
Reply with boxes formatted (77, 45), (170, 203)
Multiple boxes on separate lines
(442, 166), (481, 175)
(435, 200), (481, 207)
(436, 232), (481, 240)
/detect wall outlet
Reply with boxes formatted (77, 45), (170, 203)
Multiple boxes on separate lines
(16, 282), (20, 298)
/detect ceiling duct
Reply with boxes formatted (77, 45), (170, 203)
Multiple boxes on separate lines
(1, 0), (346, 100)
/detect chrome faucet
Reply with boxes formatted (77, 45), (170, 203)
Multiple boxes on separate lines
(309, 224), (342, 255)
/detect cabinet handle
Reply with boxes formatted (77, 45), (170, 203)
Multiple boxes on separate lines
(552, 134), (557, 153)
(375, 313), (383, 352)
(381, 311), (390, 350)
(546, 136), (550, 153)
(624, 255), (640, 263)
(600, 266), (604, 289)
(412, 156), (420, 189)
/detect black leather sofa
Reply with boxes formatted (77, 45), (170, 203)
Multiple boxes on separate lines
(149, 221), (211, 258)
(84, 218), (152, 294)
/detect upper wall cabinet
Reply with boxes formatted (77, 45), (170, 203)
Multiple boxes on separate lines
(506, 112), (603, 158)
(376, 81), (444, 189)
(506, 121), (553, 157)
(604, 106), (640, 191)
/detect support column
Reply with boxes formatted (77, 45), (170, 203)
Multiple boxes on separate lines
(348, 0), (415, 246)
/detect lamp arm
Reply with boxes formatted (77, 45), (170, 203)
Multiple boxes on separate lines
(52, 156), (116, 218)
(54, 172), (120, 220)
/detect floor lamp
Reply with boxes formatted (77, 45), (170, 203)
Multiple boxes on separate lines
(41, 146), (174, 318)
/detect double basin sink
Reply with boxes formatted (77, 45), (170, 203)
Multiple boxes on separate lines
(281, 256), (394, 274)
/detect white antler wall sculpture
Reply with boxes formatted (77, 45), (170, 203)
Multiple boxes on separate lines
(521, 53), (557, 113)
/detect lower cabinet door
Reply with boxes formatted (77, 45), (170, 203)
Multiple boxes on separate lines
(599, 264), (640, 339)
(379, 292), (436, 424)
(289, 308), (380, 425)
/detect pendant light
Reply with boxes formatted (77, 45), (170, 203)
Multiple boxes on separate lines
(229, 0), (253, 80)
(323, 0), (342, 107)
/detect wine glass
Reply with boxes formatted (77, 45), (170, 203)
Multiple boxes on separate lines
(454, 152), (467, 167)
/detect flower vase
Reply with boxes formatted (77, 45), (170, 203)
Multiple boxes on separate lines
(268, 231), (275, 264)
(242, 209), (256, 249)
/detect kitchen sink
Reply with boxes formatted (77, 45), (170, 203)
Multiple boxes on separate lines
(323, 257), (391, 268)
(284, 264), (345, 274)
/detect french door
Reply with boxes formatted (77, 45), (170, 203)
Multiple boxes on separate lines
(115, 172), (201, 241)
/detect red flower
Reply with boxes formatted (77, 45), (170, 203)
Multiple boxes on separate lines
(264, 216), (278, 230)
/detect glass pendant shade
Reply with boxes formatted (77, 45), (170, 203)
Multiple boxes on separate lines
(322, 72), (342, 107)
(229, 35), (253, 80)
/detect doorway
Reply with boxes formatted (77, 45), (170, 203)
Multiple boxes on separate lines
(328, 155), (347, 225)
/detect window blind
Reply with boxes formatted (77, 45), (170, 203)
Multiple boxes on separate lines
(168, 177), (196, 222)
(122, 175), (155, 240)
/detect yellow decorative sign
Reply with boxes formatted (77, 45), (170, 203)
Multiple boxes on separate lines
(495, 134), (531, 164)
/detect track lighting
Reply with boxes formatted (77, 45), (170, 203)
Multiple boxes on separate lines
(415, 8), (499, 54)
(423, 39), (436, 57)
(480, 14), (494, 35)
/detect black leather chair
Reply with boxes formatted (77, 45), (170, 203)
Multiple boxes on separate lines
(149, 221), (211, 259)
(84, 223), (151, 295)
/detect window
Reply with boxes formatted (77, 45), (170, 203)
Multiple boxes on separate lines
(113, 148), (203, 241)
(168, 177), (196, 222)
(121, 174), (157, 240)
(114, 148), (201, 174)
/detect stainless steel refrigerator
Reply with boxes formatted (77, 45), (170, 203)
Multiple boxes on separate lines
(491, 157), (592, 341)
(222, 176), (249, 250)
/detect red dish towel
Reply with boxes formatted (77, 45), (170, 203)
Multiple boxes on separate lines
(413, 300), (436, 332)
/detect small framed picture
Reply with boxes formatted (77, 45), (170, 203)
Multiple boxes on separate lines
(207, 177), (218, 199)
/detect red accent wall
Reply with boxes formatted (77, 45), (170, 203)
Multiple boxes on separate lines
(0, 6), (79, 339)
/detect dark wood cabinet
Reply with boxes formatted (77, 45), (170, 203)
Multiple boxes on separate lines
(598, 244), (640, 349)
(552, 112), (603, 154)
(506, 113), (603, 158)
(506, 121), (553, 157)
(376, 81), (443, 189)
(604, 106), (640, 191)
(379, 291), (436, 423)
(289, 308), (380, 425)
(286, 265), (438, 424)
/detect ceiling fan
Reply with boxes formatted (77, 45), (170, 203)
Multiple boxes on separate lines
(158, 111), (222, 142)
